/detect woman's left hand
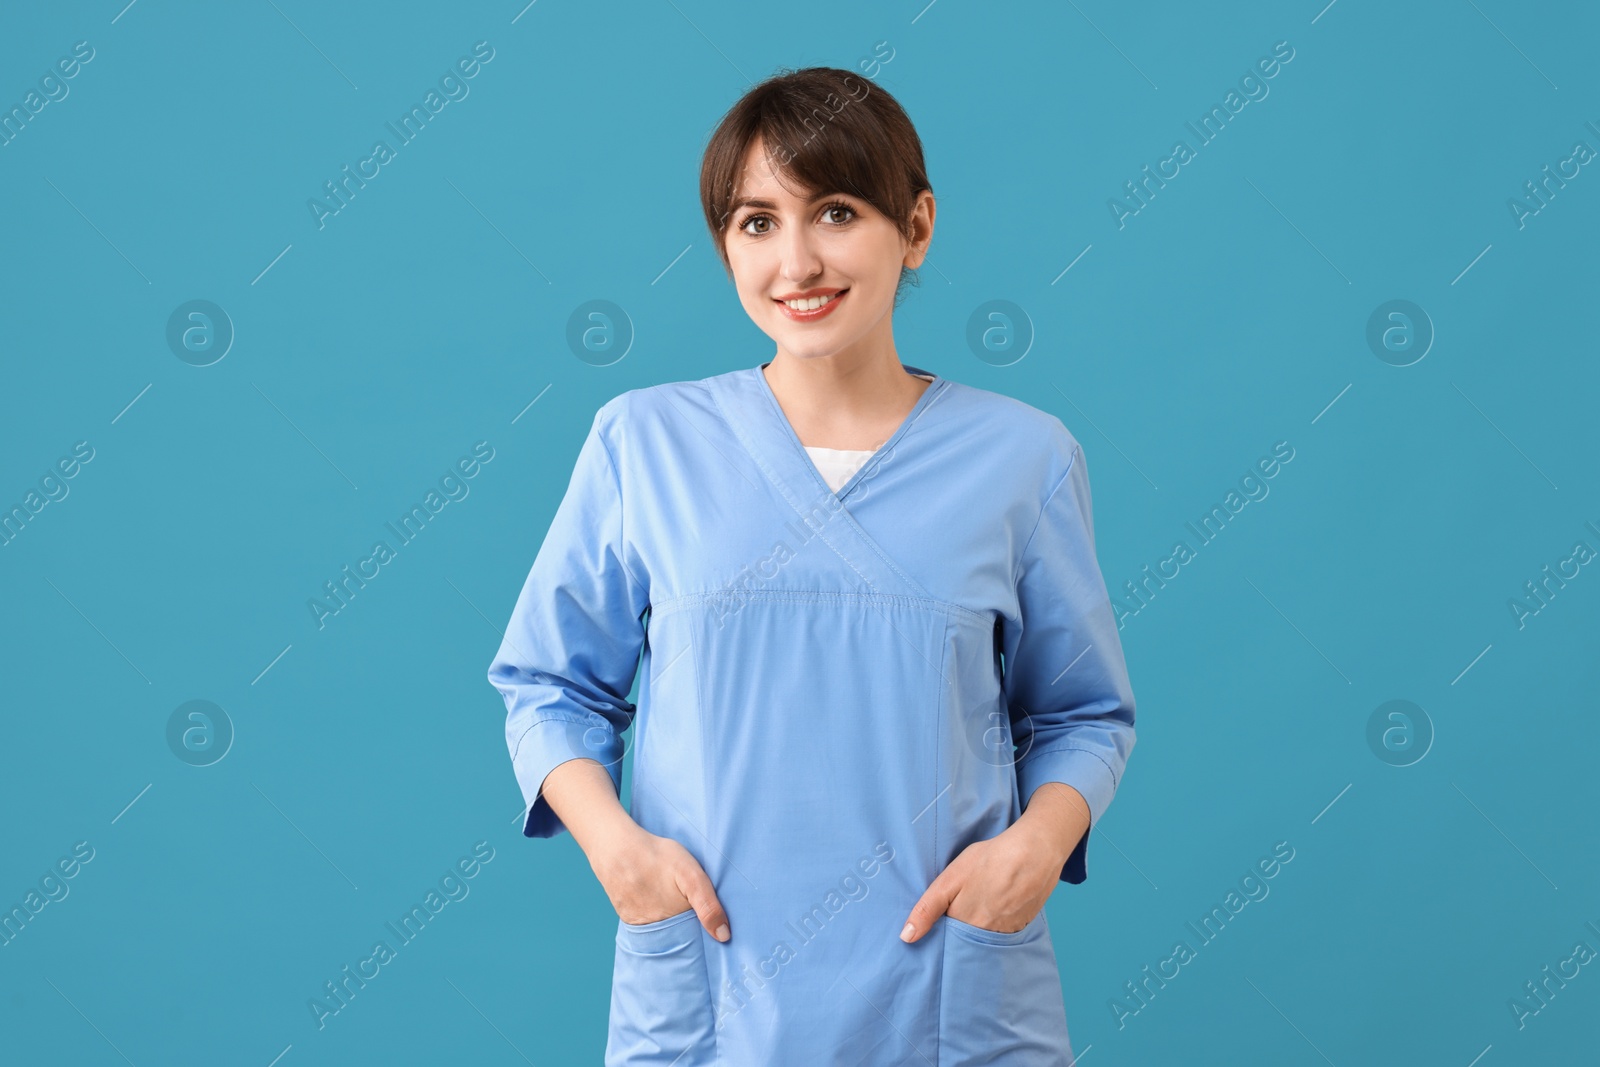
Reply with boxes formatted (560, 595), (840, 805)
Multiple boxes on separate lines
(899, 782), (1089, 942)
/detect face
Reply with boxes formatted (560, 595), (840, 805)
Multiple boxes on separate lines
(723, 135), (933, 366)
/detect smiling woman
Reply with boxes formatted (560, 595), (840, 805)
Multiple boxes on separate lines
(489, 66), (1137, 1067)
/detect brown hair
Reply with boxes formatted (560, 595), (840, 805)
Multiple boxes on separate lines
(699, 67), (932, 305)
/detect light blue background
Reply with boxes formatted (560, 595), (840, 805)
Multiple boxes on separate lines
(2, 1), (1596, 1064)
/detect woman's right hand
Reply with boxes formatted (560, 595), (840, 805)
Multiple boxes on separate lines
(539, 758), (731, 941)
(591, 824), (731, 940)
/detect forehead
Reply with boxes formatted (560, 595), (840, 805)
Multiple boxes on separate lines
(731, 136), (817, 202)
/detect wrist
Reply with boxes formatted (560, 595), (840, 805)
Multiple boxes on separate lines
(1013, 783), (1089, 865)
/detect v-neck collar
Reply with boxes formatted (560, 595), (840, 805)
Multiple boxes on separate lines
(753, 361), (947, 502)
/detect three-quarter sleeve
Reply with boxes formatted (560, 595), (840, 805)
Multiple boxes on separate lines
(1000, 440), (1137, 884)
(487, 403), (650, 839)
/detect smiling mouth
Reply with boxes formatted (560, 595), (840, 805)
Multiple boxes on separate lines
(775, 288), (848, 320)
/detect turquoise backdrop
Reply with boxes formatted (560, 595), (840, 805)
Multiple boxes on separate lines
(2, 1), (1596, 1064)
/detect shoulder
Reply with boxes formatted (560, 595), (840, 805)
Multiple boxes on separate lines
(590, 373), (730, 447)
(936, 378), (1083, 481)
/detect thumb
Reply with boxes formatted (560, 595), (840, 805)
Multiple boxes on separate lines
(678, 865), (731, 943)
(901, 871), (960, 944)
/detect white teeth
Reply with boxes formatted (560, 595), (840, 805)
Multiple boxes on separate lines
(784, 292), (841, 311)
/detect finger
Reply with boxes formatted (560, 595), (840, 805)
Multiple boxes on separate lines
(678, 866), (731, 942)
(901, 873), (960, 944)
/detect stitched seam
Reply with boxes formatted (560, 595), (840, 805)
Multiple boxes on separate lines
(651, 589), (991, 627)
(594, 405), (651, 605)
(1023, 743), (1120, 793)
(1011, 444), (1080, 590)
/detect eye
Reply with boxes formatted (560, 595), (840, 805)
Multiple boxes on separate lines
(821, 200), (857, 225)
(738, 213), (772, 236)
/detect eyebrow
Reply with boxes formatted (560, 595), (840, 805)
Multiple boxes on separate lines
(728, 191), (850, 214)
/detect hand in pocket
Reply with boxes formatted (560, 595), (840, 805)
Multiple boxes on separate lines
(594, 825), (731, 940)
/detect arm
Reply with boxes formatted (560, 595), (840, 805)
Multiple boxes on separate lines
(900, 439), (1136, 940)
(1002, 440), (1137, 884)
(486, 405), (730, 937)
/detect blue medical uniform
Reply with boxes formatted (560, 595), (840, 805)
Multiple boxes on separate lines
(487, 363), (1137, 1065)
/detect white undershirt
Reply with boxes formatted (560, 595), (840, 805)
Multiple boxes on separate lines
(803, 374), (934, 492)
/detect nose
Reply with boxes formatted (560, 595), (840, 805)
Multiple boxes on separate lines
(777, 223), (824, 286)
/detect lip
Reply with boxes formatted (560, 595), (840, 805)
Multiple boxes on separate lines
(775, 287), (848, 322)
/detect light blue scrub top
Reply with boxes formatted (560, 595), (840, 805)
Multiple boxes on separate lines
(487, 363), (1137, 1065)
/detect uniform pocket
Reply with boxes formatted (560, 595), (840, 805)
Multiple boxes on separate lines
(606, 908), (718, 1066)
(938, 910), (1074, 1066)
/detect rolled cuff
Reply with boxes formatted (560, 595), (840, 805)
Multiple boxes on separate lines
(1015, 745), (1120, 885)
(510, 715), (626, 838)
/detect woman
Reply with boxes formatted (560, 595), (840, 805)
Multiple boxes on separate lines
(488, 66), (1136, 1066)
